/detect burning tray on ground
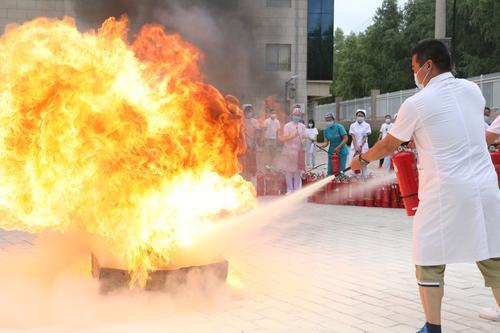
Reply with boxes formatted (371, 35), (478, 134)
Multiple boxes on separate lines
(91, 253), (229, 293)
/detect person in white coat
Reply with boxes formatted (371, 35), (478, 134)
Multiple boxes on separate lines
(348, 109), (371, 177)
(351, 39), (500, 333)
(278, 108), (307, 194)
(378, 114), (393, 173)
(305, 119), (319, 168)
(486, 115), (500, 145)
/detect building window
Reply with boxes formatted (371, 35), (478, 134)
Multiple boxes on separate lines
(266, 44), (291, 71)
(307, 0), (334, 80)
(267, 0), (292, 7)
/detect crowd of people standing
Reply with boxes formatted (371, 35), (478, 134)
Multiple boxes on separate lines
(239, 103), (398, 194)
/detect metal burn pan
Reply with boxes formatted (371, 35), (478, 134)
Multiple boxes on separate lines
(91, 253), (229, 293)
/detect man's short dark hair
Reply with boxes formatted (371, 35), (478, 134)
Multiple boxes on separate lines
(411, 39), (452, 73)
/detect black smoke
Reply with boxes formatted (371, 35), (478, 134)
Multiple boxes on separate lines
(73, 0), (281, 104)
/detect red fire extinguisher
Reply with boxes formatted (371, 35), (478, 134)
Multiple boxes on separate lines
(374, 186), (383, 207)
(326, 180), (336, 204)
(365, 186), (374, 207)
(390, 183), (399, 208)
(331, 154), (341, 175)
(356, 180), (365, 206)
(490, 151), (500, 188)
(392, 151), (419, 216)
(381, 184), (390, 208)
(338, 180), (349, 205)
(347, 178), (357, 206)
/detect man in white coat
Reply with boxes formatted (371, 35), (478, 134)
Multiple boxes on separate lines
(351, 39), (500, 333)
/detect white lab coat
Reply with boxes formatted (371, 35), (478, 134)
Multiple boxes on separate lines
(380, 123), (393, 172)
(391, 72), (500, 265)
(380, 122), (393, 139)
(349, 121), (372, 154)
(278, 121), (307, 173)
(348, 121), (371, 175)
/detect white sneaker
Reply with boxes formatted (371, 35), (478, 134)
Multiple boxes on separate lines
(479, 306), (500, 321)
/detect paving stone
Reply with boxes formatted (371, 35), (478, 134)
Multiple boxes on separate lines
(0, 186), (498, 332)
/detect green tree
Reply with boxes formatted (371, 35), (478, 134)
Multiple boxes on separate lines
(363, 0), (407, 93)
(452, 0), (500, 76)
(400, 0), (435, 87)
(331, 31), (369, 99)
(330, 0), (500, 100)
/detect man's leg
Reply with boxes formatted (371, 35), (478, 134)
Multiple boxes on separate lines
(416, 265), (446, 326)
(419, 285), (444, 324)
(493, 288), (500, 306)
(477, 258), (500, 321)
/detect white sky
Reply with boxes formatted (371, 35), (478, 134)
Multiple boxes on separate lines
(334, 0), (409, 34)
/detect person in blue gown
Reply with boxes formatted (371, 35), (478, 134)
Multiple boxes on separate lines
(320, 112), (349, 175)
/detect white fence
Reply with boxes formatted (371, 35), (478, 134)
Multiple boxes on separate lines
(312, 72), (500, 128)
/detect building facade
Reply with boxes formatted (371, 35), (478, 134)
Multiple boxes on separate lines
(240, 0), (333, 114)
(0, 0), (334, 117)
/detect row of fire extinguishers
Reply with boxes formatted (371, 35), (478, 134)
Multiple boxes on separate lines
(305, 147), (420, 217)
(256, 170), (287, 196)
(256, 147), (500, 217)
(306, 177), (406, 209)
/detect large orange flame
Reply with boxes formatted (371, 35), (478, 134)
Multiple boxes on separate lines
(0, 16), (256, 285)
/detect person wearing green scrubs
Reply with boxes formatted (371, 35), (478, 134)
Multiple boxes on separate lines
(320, 112), (349, 175)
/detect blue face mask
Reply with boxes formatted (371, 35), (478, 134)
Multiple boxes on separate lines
(356, 117), (364, 124)
(292, 115), (301, 123)
(325, 121), (335, 128)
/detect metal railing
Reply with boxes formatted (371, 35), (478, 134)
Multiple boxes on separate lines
(311, 71), (500, 127)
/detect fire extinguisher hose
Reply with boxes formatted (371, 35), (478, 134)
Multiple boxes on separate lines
(314, 144), (330, 154)
(400, 193), (418, 199)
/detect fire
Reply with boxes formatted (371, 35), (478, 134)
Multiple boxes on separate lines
(0, 17), (256, 285)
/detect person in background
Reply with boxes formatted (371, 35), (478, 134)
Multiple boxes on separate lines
(348, 109), (372, 177)
(320, 112), (348, 175)
(305, 119), (319, 169)
(484, 107), (492, 126)
(241, 104), (259, 182)
(378, 114), (394, 173)
(486, 114), (500, 145)
(279, 108), (307, 194)
(263, 109), (281, 168)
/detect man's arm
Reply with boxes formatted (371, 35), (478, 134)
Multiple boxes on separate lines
(486, 131), (499, 145)
(350, 134), (404, 171)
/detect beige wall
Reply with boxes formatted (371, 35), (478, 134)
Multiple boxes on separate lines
(0, 0), (66, 32)
(307, 80), (332, 97)
(238, 0), (308, 113)
(0, 0), (311, 115)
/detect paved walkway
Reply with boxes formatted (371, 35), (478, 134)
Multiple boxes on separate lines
(0, 202), (498, 332)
